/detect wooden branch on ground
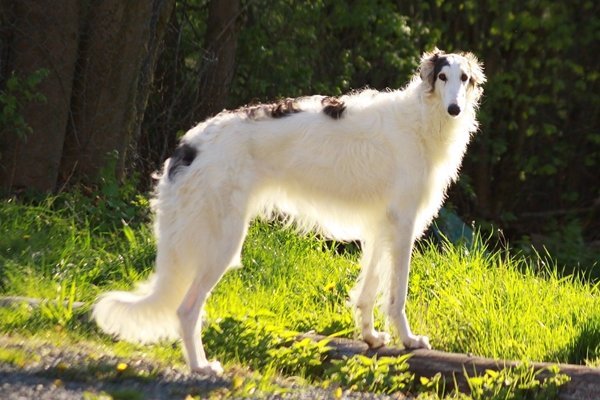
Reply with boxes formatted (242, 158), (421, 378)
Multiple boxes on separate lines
(0, 296), (85, 309)
(300, 333), (600, 400)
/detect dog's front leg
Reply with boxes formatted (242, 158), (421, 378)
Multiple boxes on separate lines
(386, 212), (431, 350)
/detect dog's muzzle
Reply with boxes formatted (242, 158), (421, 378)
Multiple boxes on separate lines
(447, 104), (461, 116)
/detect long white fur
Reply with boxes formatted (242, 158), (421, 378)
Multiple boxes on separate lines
(93, 49), (485, 375)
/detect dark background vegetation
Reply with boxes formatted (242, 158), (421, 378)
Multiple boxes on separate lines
(0, 0), (598, 266)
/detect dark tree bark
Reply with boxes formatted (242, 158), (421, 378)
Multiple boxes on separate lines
(136, 8), (188, 184)
(137, 0), (242, 186)
(194, 0), (241, 121)
(0, 0), (80, 192)
(0, 0), (175, 192)
(60, 0), (175, 183)
(128, 0), (175, 174)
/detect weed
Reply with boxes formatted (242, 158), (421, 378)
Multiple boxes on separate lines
(38, 280), (78, 327)
(268, 337), (331, 376)
(464, 364), (569, 400)
(0, 69), (48, 147)
(0, 347), (38, 368)
(105, 389), (144, 400)
(203, 314), (331, 377)
(223, 368), (291, 398)
(326, 354), (414, 394)
(82, 392), (113, 400)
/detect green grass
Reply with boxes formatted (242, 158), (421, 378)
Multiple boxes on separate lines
(0, 192), (598, 398)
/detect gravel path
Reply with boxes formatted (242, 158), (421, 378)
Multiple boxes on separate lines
(0, 337), (398, 399)
(0, 339), (228, 399)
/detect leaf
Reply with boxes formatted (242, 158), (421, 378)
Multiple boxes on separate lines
(485, 369), (499, 378)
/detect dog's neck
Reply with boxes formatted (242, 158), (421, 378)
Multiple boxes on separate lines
(421, 92), (472, 141)
(416, 85), (476, 181)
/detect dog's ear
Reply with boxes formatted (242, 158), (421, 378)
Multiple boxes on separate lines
(419, 48), (445, 91)
(462, 52), (486, 102)
(462, 52), (486, 87)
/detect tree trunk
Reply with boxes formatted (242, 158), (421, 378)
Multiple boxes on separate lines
(0, 0), (174, 192)
(136, 0), (242, 186)
(0, 0), (79, 192)
(60, 0), (175, 183)
(127, 0), (176, 176)
(193, 0), (241, 121)
(136, 8), (187, 185)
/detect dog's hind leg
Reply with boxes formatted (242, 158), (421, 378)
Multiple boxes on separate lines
(350, 239), (390, 348)
(385, 210), (431, 350)
(177, 271), (225, 375)
(176, 211), (249, 375)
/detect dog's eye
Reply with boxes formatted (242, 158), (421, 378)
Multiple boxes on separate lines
(461, 73), (469, 82)
(438, 73), (447, 82)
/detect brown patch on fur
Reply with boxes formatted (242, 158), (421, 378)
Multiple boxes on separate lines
(321, 97), (346, 119)
(270, 98), (302, 118)
(240, 98), (302, 120)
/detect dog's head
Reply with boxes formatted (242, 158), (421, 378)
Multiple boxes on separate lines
(419, 48), (486, 117)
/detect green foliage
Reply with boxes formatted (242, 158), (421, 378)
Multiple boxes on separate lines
(0, 346), (39, 368)
(92, 150), (151, 230)
(327, 354), (414, 394)
(465, 364), (569, 400)
(201, 314), (571, 398)
(201, 313), (570, 398)
(268, 337), (332, 376)
(0, 69), (48, 143)
(0, 187), (154, 321)
(519, 219), (599, 279)
(38, 279), (79, 327)
(431, 1), (598, 234)
(203, 314), (331, 377)
(203, 314), (294, 369)
(231, 0), (422, 101)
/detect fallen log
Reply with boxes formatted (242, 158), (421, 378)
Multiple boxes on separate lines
(300, 333), (600, 400)
(0, 296), (85, 309)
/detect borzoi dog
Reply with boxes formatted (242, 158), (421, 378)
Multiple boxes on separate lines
(93, 49), (485, 375)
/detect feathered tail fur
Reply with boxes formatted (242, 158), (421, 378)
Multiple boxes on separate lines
(92, 268), (189, 343)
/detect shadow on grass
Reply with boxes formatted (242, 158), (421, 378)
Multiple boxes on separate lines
(552, 314), (600, 366)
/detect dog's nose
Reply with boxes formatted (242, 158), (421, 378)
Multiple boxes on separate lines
(447, 104), (461, 116)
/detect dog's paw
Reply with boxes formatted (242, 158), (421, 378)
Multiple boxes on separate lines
(402, 334), (431, 350)
(363, 331), (391, 349)
(191, 360), (224, 376)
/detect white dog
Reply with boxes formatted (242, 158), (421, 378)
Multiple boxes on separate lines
(93, 49), (485, 375)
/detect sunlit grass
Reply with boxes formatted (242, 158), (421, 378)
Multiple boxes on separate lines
(410, 238), (600, 364)
(1, 194), (599, 370)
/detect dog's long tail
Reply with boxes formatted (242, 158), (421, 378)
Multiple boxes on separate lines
(92, 268), (189, 343)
